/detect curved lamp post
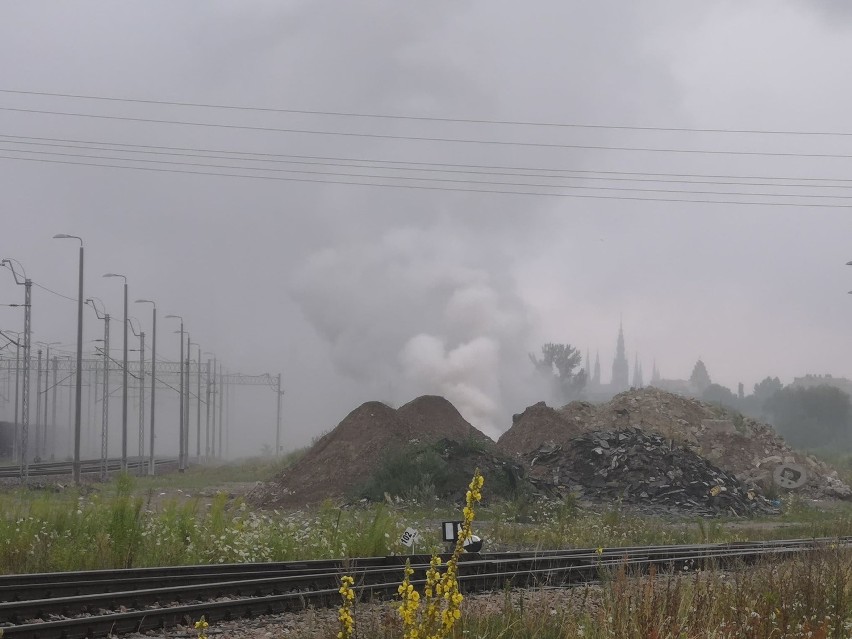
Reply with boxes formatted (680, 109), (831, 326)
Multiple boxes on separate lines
(135, 299), (156, 475)
(164, 314), (185, 471)
(103, 273), (129, 471)
(52, 234), (84, 485)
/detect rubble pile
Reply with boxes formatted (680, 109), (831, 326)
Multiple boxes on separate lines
(585, 387), (851, 500)
(525, 428), (774, 516)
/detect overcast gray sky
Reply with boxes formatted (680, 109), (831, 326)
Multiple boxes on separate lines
(2, 1), (852, 455)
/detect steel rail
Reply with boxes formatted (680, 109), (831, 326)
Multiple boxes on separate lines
(0, 538), (846, 638)
(0, 537), (841, 602)
(0, 457), (177, 478)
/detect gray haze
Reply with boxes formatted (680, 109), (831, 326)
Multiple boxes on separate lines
(2, 1), (852, 455)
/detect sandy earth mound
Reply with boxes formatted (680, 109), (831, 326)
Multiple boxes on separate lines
(251, 396), (494, 508)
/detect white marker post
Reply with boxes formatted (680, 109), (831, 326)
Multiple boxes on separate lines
(400, 527), (420, 555)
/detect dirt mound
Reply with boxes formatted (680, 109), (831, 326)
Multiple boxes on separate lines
(251, 396), (496, 509)
(251, 401), (412, 507)
(397, 395), (493, 446)
(498, 401), (592, 454)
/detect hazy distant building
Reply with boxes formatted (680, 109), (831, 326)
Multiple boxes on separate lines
(584, 324), (633, 401)
(791, 374), (852, 397)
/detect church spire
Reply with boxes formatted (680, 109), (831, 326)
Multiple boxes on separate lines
(593, 350), (601, 385)
(611, 322), (629, 391)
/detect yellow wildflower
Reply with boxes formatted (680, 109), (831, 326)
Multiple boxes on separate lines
(194, 616), (209, 639)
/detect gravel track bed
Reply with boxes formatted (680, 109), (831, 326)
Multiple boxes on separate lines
(117, 587), (602, 638)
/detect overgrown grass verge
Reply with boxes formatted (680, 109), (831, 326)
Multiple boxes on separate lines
(4, 469), (852, 575)
(346, 548), (852, 638)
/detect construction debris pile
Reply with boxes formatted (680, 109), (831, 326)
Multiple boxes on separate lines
(526, 428), (775, 517)
(499, 387), (852, 505)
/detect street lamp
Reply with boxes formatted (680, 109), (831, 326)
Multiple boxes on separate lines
(203, 351), (217, 460)
(135, 299), (156, 476)
(164, 314), (185, 471)
(34, 341), (60, 461)
(127, 316), (145, 475)
(53, 234), (84, 485)
(103, 273), (129, 471)
(187, 339), (202, 460)
(86, 299), (111, 481)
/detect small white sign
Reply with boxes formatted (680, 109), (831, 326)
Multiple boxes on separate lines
(442, 521), (463, 542)
(400, 527), (419, 547)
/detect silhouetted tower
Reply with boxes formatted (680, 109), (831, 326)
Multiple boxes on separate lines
(611, 323), (629, 392)
(593, 351), (601, 385)
(633, 354), (644, 388)
(651, 359), (661, 384)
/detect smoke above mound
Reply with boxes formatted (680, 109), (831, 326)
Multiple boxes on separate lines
(397, 395), (494, 445)
(289, 226), (540, 438)
(251, 394), (495, 508)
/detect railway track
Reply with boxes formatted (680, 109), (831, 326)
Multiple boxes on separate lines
(0, 537), (845, 639)
(0, 457), (179, 479)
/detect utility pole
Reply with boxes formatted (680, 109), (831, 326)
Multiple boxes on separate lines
(165, 315), (185, 472)
(185, 332), (190, 467)
(13, 334), (19, 463)
(196, 346), (201, 459)
(138, 331), (145, 476)
(204, 358), (211, 461)
(2, 260), (32, 481)
(50, 355), (57, 459)
(35, 349), (42, 463)
(101, 316), (110, 480)
(218, 366), (224, 459)
(276, 373), (282, 456)
(210, 357), (217, 459)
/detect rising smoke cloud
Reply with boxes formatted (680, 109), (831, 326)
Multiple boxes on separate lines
(290, 224), (541, 437)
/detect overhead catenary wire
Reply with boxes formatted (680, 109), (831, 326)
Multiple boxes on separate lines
(6, 105), (852, 158)
(3, 152), (852, 207)
(2, 87), (852, 137)
(3, 135), (852, 188)
(3, 145), (852, 200)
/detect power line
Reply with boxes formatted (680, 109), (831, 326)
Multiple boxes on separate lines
(3, 133), (851, 184)
(32, 281), (77, 303)
(4, 105), (852, 158)
(3, 145), (851, 200)
(2, 88), (851, 137)
(3, 152), (852, 207)
(3, 136), (852, 189)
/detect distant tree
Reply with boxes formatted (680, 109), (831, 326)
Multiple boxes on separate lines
(702, 383), (739, 409)
(753, 376), (783, 405)
(689, 359), (712, 393)
(529, 343), (586, 402)
(763, 384), (852, 450)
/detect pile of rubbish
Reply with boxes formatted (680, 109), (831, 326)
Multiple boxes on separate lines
(526, 428), (775, 517)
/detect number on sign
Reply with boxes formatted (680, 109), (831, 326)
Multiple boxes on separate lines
(400, 527), (419, 547)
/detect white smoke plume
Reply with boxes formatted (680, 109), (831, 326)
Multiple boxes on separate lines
(290, 224), (540, 437)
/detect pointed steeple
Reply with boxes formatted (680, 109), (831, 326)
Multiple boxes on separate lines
(611, 322), (629, 391)
(632, 354), (643, 388)
(651, 359), (661, 384)
(593, 351), (601, 385)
